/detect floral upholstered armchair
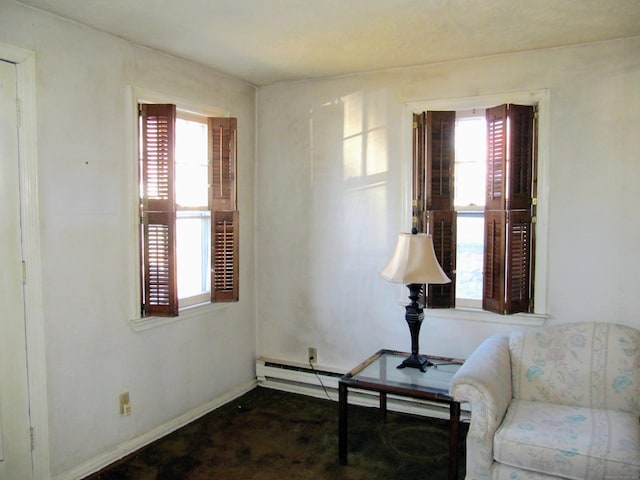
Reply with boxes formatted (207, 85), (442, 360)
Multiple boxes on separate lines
(451, 322), (640, 480)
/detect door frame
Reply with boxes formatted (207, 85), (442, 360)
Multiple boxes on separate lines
(0, 42), (50, 479)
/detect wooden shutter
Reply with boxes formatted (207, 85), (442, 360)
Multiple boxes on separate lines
(209, 117), (239, 302)
(212, 210), (239, 301)
(427, 210), (456, 307)
(507, 105), (535, 210)
(485, 105), (507, 210)
(482, 210), (506, 313)
(139, 103), (178, 316)
(426, 111), (456, 211)
(425, 111), (456, 308)
(209, 117), (237, 211)
(483, 104), (535, 314)
(506, 210), (533, 313)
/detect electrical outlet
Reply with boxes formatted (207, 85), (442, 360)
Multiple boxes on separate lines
(119, 392), (131, 416)
(308, 347), (317, 364)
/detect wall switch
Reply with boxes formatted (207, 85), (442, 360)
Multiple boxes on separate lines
(119, 392), (131, 416)
(308, 347), (317, 364)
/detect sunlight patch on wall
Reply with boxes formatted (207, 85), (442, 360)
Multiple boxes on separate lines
(341, 90), (388, 182)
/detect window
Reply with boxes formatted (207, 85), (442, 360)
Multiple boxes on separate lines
(175, 113), (210, 307)
(454, 111), (486, 308)
(139, 103), (239, 317)
(412, 103), (537, 315)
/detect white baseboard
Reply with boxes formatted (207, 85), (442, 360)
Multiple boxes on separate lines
(54, 380), (257, 480)
(256, 357), (470, 421)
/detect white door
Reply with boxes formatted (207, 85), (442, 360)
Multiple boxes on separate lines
(0, 59), (34, 480)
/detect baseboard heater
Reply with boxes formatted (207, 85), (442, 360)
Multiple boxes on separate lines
(255, 357), (469, 421)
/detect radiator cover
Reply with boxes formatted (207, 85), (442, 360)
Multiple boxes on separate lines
(255, 357), (469, 420)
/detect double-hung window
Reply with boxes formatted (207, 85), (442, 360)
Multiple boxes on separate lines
(413, 103), (537, 315)
(139, 103), (239, 317)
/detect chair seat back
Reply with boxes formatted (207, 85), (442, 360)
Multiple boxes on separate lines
(509, 322), (640, 414)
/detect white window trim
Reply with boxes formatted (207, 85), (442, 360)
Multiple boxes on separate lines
(402, 89), (550, 326)
(126, 87), (230, 330)
(130, 302), (231, 332)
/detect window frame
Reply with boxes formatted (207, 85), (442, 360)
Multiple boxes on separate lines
(402, 90), (550, 326)
(174, 111), (211, 308)
(128, 89), (237, 331)
(176, 209), (211, 308)
(455, 209), (485, 309)
(452, 111), (487, 308)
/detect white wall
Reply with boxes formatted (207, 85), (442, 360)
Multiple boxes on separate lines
(256, 37), (640, 369)
(1, 1), (256, 477)
(2, 0), (640, 476)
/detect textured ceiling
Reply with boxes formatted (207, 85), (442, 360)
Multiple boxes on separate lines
(16, 0), (640, 86)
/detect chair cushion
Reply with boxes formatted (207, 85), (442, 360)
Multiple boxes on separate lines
(494, 399), (640, 480)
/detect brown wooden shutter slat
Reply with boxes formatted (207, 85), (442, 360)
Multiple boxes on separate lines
(140, 103), (178, 316)
(426, 111), (456, 211)
(212, 210), (239, 302)
(427, 210), (456, 308)
(209, 117), (238, 303)
(209, 117), (237, 212)
(506, 210), (532, 314)
(483, 104), (535, 315)
(143, 213), (176, 315)
(482, 210), (506, 313)
(424, 111), (456, 308)
(506, 105), (535, 210)
(485, 104), (507, 211)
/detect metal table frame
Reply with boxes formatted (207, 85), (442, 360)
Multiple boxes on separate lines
(338, 349), (464, 480)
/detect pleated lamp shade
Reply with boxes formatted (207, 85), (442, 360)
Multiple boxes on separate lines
(379, 232), (450, 285)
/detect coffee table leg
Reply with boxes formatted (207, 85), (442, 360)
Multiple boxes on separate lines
(379, 391), (387, 422)
(339, 381), (348, 465)
(449, 401), (460, 479)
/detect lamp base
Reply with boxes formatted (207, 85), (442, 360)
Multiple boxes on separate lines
(397, 283), (434, 373)
(397, 353), (434, 372)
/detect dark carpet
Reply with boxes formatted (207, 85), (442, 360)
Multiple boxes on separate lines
(84, 387), (467, 480)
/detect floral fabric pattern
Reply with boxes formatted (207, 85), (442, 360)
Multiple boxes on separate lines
(494, 400), (640, 479)
(510, 322), (640, 414)
(452, 335), (513, 480)
(451, 322), (640, 480)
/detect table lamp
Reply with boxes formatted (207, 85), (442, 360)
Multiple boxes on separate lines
(379, 229), (450, 371)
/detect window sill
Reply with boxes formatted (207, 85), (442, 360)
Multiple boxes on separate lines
(130, 301), (230, 332)
(427, 307), (547, 327)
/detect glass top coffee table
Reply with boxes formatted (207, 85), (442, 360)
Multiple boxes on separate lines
(338, 349), (464, 479)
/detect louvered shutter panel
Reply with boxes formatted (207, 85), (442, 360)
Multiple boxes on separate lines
(426, 111), (456, 211)
(209, 117), (237, 211)
(507, 104), (535, 210)
(483, 104), (535, 314)
(482, 210), (506, 313)
(486, 105), (507, 210)
(212, 210), (239, 301)
(425, 111), (456, 308)
(427, 210), (456, 307)
(139, 103), (178, 316)
(209, 117), (239, 302)
(506, 210), (532, 313)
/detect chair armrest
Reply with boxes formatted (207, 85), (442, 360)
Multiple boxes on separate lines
(450, 335), (513, 480)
